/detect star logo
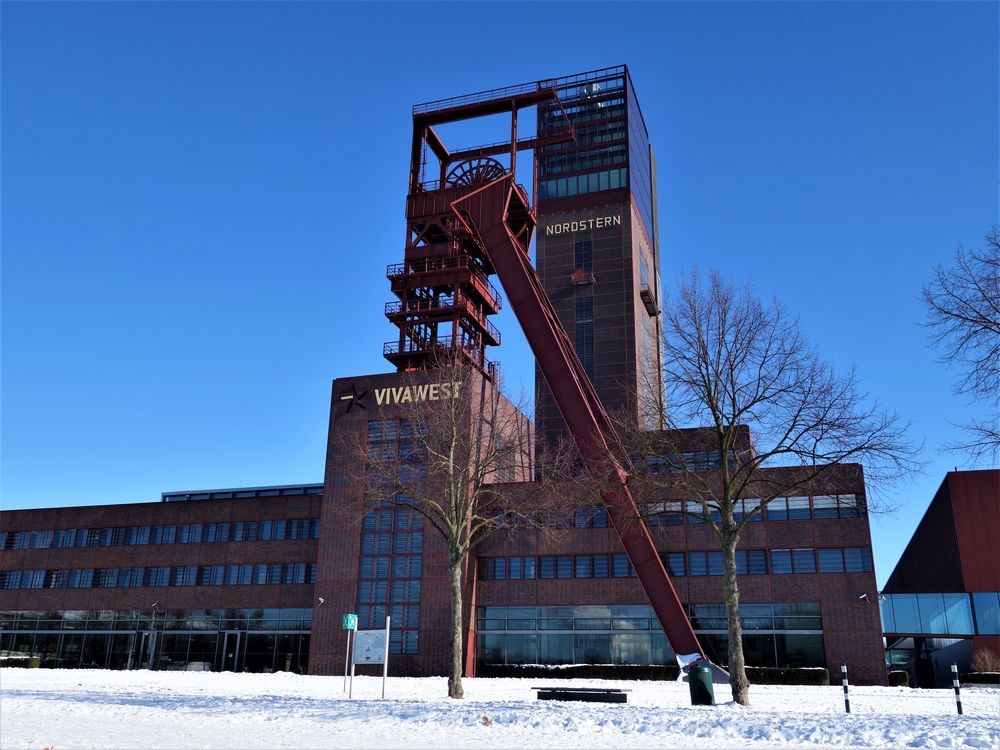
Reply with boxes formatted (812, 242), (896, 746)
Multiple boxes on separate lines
(338, 384), (369, 413)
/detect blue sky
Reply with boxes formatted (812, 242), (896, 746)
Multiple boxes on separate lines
(2, 1), (997, 587)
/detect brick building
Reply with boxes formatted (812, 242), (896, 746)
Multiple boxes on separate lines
(0, 67), (887, 683)
(881, 469), (1000, 687)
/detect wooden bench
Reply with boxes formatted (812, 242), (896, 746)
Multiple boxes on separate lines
(532, 686), (631, 703)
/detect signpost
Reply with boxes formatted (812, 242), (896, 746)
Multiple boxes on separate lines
(341, 613), (357, 693)
(350, 616), (391, 699)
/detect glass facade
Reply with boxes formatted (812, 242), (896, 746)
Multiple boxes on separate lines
(880, 592), (999, 636)
(359, 418), (425, 654)
(476, 603), (824, 669)
(0, 608), (311, 673)
(538, 68), (630, 205)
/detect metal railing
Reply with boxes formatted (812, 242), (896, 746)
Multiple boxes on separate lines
(385, 296), (501, 344)
(382, 340), (496, 372)
(413, 78), (559, 116)
(386, 257), (502, 310)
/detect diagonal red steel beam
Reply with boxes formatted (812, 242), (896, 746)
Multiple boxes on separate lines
(450, 175), (705, 662)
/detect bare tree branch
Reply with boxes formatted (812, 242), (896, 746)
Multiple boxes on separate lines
(328, 351), (572, 699)
(923, 228), (1000, 462)
(602, 269), (921, 705)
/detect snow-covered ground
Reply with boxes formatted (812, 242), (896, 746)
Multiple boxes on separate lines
(1, 669), (997, 749)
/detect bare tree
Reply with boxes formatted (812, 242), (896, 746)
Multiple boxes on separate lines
(623, 270), (921, 705)
(336, 354), (569, 699)
(923, 228), (1000, 462)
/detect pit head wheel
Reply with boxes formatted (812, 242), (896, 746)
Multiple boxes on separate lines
(446, 157), (507, 187)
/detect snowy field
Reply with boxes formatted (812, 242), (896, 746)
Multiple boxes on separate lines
(1, 669), (997, 749)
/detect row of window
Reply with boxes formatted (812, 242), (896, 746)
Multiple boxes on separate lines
(641, 451), (738, 473)
(541, 143), (627, 176)
(357, 555), (422, 580)
(355, 604), (421, 631)
(477, 603), (822, 634)
(0, 563), (317, 590)
(367, 419), (427, 442)
(0, 518), (320, 551)
(538, 167), (629, 201)
(161, 485), (322, 502)
(477, 546), (872, 581)
(539, 120), (627, 153)
(356, 579), (422, 604)
(643, 494), (863, 525)
(880, 592), (1000, 636)
(0, 608), (313, 631)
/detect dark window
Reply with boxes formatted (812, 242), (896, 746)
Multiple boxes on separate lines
(843, 547), (872, 572)
(575, 296), (595, 380)
(539, 556), (557, 579)
(591, 555), (609, 578)
(792, 549), (816, 573)
(839, 494), (862, 518)
(575, 556), (593, 578)
(667, 552), (685, 577)
(767, 499), (789, 521)
(817, 548), (845, 573)
(707, 552), (724, 575)
(574, 240), (592, 271)
(787, 497), (811, 520)
(575, 505), (608, 528)
(770, 550), (793, 574)
(688, 552), (707, 576)
(611, 554), (635, 577)
(739, 550), (768, 575)
(812, 496), (838, 519)
(151, 525), (175, 545)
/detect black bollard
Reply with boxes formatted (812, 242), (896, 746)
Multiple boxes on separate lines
(951, 664), (963, 715)
(841, 664), (850, 714)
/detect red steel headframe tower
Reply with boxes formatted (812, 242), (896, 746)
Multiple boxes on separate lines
(385, 77), (708, 664)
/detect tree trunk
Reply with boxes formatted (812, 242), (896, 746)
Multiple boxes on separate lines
(447, 559), (465, 699)
(722, 537), (750, 705)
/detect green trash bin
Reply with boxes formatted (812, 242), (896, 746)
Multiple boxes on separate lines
(688, 665), (715, 706)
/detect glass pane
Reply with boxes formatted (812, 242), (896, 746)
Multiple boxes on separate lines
(792, 549), (816, 573)
(504, 634), (537, 664)
(574, 633), (612, 663)
(817, 549), (845, 573)
(538, 618), (573, 630)
(775, 634), (825, 667)
(972, 592), (1000, 635)
(742, 633), (776, 667)
(812, 495), (838, 519)
(770, 550), (792, 574)
(880, 595), (895, 632)
(890, 594), (920, 633)
(539, 634), (573, 664)
(787, 497), (811, 520)
(917, 593), (947, 633)
(612, 617), (649, 630)
(942, 594), (974, 635)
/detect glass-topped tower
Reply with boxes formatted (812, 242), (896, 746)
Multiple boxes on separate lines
(534, 66), (664, 449)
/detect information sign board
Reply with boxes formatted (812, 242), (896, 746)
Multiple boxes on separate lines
(352, 629), (387, 664)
